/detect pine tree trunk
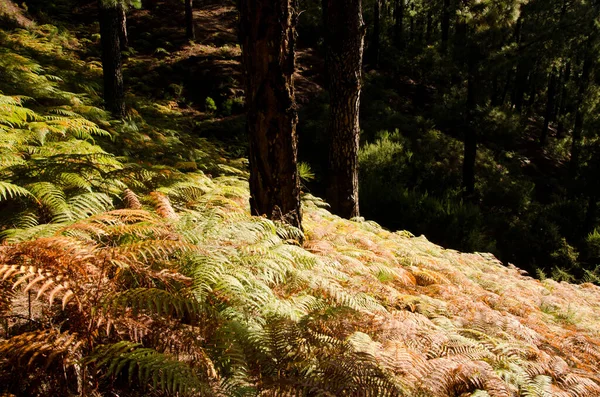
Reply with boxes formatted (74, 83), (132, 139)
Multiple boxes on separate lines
(570, 48), (593, 180)
(541, 68), (557, 146)
(98, 0), (125, 118)
(463, 52), (477, 197)
(394, 0), (404, 48)
(556, 62), (571, 137)
(441, 0), (450, 54)
(425, 9), (433, 43)
(371, 0), (381, 68)
(185, 0), (195, 40)
(239, 0), (303, 230)
(118, 4), (128, 51)
(323, 0), (365, 219)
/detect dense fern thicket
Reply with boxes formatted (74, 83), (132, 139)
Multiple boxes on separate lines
(2, 5), (600, 397)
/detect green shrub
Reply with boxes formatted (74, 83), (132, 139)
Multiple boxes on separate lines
(205, 96), (217, 113)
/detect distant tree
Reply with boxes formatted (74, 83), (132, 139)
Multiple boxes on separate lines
(371, 0), (381, 68)
(98, 0), (125, 118)
(441, 0), (450, 53)
(323, 0), (366, 218)
(394, 0), (404, 48)
(239, 0), (303, 230)
(185, 0), (195, 40)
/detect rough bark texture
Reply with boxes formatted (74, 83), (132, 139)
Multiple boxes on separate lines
(239, 0), (302, 230)
(118, 4), (128, 51)
(323, 0), (365, 219)
(98, 0), (125, 118)
(185, 0), (195, 40)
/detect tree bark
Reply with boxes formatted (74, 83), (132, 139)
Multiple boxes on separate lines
(323, 0), (366, 219)
(239, 0), (303, 230)
(98, 0), (125, 118)
(541, 67), (557, 146)
(394, 0), (404, 48)
(118, 4), (128, 51)
(185, 0), (195, 40)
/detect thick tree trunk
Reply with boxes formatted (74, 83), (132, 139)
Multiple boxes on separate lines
(98, 0), (125, 118)
(441, 0), (450, 54)
(541, 68), (557, 146)
(323, 0), (365, 219)
(394, 0), (404, 48)
(239, 0), (302, 230)
(118, 4), (128, 51)
(185, 0), (195, 40)
(371, 0), (381, 68)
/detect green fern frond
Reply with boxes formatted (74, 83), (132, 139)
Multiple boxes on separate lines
(109, 288), (203, 319)
(87, 342), (211, 395)
(0, 181), (34, 201)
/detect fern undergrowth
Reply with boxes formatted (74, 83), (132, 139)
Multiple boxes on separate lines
(1, 18), (600, 397)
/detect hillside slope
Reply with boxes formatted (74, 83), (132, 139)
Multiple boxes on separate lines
(1, 7), (600, 397)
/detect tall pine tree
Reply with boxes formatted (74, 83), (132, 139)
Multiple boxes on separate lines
(323, 0), (366, 218)
(239, 0), (303, 230)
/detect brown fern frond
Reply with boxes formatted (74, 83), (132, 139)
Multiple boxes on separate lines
(150, 192), (178, 219)
(123, 188), (142, 210)
(0, 329), (82, 370)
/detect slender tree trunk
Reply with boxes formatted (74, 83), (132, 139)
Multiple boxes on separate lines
(323, 0), (366, 219)
(394, 0), (404, 48)
(425, 9), (433, 43)
(463, 51), (478, 197)
(185, 0), (195, 40)
(371, 0), (381, 68)
(585, 193), (598, 234)
(441, 0), (450, 54)
(556, 62), (571, 137)
(409, 1), (415, 43)
(541, 68), (557, 146)
(239, 0), (303, 230)
(118, 4), (128, 51)
(511, 17), (527, 113)
(491, 74), (499, 106)
(98, 0), (125, 118)
(570, 48), (593, 180)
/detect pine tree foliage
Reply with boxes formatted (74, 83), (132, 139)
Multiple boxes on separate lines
(2, 12), (600, 397)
